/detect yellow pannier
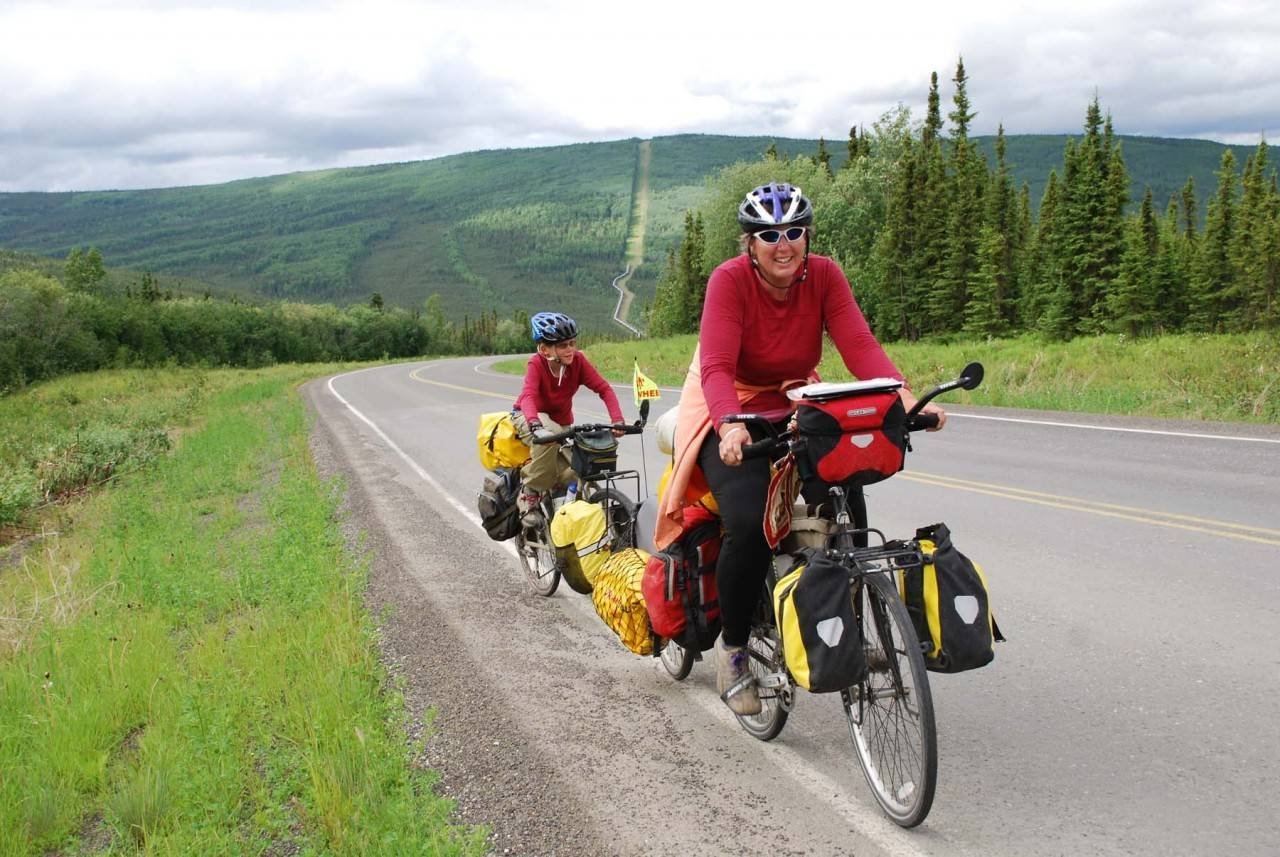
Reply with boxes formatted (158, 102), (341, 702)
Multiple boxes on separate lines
(477, 412), (531, 470)
(550, 499), (611, 594)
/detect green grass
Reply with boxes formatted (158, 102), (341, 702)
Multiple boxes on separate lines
(0, 367), (486, 855)
(499, 331), (1280, 424)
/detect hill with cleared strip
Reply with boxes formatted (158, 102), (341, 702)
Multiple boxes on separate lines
(0, 133), (1256, 330)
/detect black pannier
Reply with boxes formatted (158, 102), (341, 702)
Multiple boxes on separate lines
(477, 468), (521, 541)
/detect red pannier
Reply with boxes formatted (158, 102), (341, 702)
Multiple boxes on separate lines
(642, 504), (721, 652)
(796, 390), (907, 486)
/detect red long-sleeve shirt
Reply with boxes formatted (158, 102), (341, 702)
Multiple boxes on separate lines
(514, 351), (624, 427)
(699, 253), (903, 428)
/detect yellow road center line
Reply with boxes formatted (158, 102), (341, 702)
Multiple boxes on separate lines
(906, 470), (1280, 537)
(901, 473), (1280, 547)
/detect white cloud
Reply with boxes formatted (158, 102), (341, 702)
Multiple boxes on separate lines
(1, 0), (1277, 190)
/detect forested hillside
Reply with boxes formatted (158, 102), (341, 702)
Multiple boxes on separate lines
(0, 128), (1257, 333)
(649, 63), (1277, 342)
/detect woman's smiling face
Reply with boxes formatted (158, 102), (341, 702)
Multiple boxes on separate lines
(752, 227), (806, 288)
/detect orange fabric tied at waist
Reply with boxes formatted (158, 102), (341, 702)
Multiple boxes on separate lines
(654, 345), (812, 550)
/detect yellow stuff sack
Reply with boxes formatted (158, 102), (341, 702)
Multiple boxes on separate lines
(477, 412), (531, 470)
(591, 548), (653, 655)
(550, 499), (611, 594)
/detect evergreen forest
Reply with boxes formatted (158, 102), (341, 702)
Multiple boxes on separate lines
(648, 61), (1278, 342)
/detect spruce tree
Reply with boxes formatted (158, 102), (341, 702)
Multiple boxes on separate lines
(816, 137), (833, 177)
(1034, 171), (1074, 339)
(912, 73), (949, 334)
(1109, 186), (1158, 335)
(965, 225), (1007, 336)
(923, 72), (942, 147)
(873, 135), (919, 339)
(933, 57), (986, 332)
(1012, 182), (1032, 328)
(846, 126), (861, 166)
(1233, 140), (1272, 327)
(1189, 150), (1239, 330)
(983, 124), (1016, 328)
(1180, 177), (1198, 239)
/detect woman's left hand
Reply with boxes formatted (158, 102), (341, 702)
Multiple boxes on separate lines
(898, 388), (947, 431)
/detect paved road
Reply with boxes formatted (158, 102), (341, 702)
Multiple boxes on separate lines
(306, 355), (1280, 856)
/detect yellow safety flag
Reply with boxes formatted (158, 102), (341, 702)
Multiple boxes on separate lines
(633, 360), (661, 407)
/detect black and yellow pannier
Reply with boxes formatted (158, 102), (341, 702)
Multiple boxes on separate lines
(772, 548), (867, 692)
(898, 523), (1004, 673)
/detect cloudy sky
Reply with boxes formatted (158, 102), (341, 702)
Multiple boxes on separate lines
(2, 0), (1277, 192)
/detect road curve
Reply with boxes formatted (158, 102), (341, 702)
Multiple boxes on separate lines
(305, 355), (1280, 857)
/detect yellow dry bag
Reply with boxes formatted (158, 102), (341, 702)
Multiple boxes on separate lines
(477, 412), (531, 470)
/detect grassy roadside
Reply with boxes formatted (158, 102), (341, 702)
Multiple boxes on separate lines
(0, 367), (485, 855)
(494, 332), (1280, 424)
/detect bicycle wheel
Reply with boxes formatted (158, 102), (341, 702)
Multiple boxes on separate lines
(585, 486), (636, 550)
(844, 572), (937, 828)
(659, 639), (694, 680)
(513, 509), (561, 597)
(735, 620), (791, 741)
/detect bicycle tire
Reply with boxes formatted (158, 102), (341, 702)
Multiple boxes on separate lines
(844, 572), (937, 828)
(659, 639), (694, 680)
(513, 505), (561, 597)
(585, 486), (636, 551)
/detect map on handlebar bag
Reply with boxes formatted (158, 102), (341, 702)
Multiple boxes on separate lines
(786, 377), (904, 402)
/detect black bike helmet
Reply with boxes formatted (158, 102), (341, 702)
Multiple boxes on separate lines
(737, 182), (814, 233)
(531, 311), (579, 344)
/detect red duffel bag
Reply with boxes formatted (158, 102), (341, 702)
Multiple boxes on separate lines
(642, 505), (721, 652)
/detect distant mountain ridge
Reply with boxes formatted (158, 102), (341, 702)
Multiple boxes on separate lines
(0, 133), (1257, 329)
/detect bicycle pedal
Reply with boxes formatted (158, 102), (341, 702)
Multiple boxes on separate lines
(755, 671), (789, 690)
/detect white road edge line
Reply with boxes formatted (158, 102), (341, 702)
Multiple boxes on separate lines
(947, 412), (1280, 443)
(325, 365), (929, 857)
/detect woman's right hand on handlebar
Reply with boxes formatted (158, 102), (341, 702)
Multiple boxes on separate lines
(718, 422), (750, 467)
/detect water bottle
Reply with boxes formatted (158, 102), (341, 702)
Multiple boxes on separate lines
(565, 481), (579, 504)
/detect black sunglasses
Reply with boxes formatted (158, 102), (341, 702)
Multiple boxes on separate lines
(754, 226), (807, 245)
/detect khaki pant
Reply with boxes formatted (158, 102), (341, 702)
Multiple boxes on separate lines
(511, 411), (575, 493)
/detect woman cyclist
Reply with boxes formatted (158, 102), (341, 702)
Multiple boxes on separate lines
(657, 182), (946, 715)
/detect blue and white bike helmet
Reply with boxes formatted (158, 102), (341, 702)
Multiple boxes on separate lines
(737, 182), (814, 232)
(531, 311), (579, 344)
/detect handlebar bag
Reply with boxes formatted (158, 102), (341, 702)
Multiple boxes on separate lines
(641, 504), (721, 652)
(591, 548), (655, 655)
(477, 412), (531, 470)
(896, 523), (1005, 673)
(570, 429), (619, 479)
(795, 391), (906, 486)
(477, 468), (521, 541)
(772, 548), (867, 692)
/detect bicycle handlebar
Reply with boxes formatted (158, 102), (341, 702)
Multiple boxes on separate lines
(731, 363), (981, 460)
(532, 421), (644, 445)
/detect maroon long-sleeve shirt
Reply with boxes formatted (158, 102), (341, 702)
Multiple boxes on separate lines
(514, 352), (624, 427)
(699, 253), (903, 428)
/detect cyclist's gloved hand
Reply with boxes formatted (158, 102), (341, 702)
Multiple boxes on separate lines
(532, 427), (554, 443)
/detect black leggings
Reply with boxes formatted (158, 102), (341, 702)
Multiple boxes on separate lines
(698, 426), (866, 646)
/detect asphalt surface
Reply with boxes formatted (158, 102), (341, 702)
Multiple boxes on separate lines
(304, 355), (1280, 857)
